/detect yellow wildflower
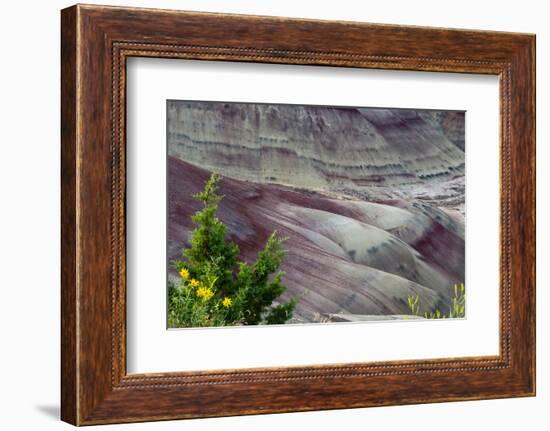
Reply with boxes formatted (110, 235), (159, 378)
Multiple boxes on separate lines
(179, 268), (190, 279)
(189, 278), (201, 288)
(222, 297), (232, 308)
(196, 286), (214, 300)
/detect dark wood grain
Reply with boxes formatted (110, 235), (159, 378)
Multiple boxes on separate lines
(61, 4), (536, 425)
(60, 5), (78, 425)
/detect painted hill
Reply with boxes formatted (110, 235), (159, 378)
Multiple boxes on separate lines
(168, 158), (464, 323)
(167, 101), (465, 322)
(168, 102), (464, 191)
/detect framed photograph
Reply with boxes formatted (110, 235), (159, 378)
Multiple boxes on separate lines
(61, 4), (536, 425)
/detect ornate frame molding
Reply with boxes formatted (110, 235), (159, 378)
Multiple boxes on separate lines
(61, 5), (535, 425)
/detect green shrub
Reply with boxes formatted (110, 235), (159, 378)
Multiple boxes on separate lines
(406, 283), (465, 319)
(168, 173), (297, 328)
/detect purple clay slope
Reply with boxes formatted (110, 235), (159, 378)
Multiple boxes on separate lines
(168, 157), (464, 323)
(167, 102), (465, 323)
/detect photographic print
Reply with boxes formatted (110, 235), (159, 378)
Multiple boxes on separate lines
(167, 100), (466, 328)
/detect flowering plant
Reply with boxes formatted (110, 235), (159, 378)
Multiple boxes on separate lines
(168, 173), (296, 328)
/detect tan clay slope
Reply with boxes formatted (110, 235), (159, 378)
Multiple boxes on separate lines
(167, 102), (465, 190)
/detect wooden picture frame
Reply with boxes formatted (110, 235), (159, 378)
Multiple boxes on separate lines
(61, 4), (536, 425)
